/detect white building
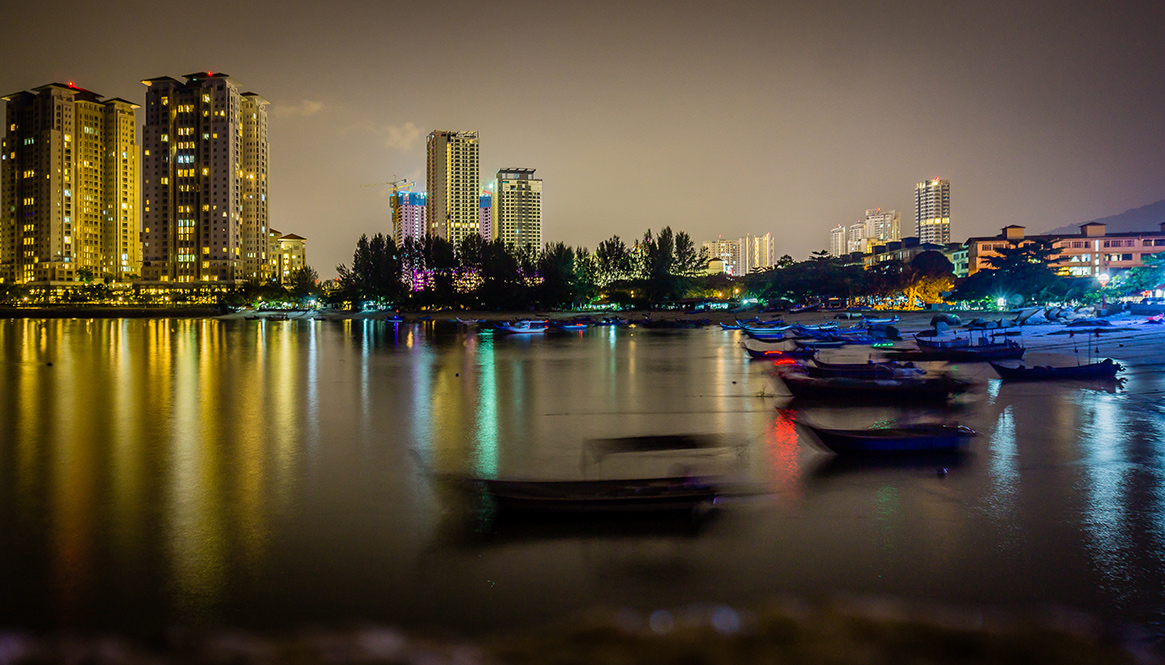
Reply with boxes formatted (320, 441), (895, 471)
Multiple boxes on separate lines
(738, 232), (775, 273)
(915, 178), (950, 245)
(702, 237), (739, 275)
(829, 225), (846, 257)
(865, 208), (900, 244)
(491, 167), (541, 253)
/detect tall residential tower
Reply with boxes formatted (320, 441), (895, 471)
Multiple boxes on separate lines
(915, 178), (950, 245)
(140, 72), (269, 283)
(426, 130), (479, 248)
(491, 168), (542, 253)
(1, 83), (139, 283)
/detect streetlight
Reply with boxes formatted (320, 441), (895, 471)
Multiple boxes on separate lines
(1098, 273), (1111, 311)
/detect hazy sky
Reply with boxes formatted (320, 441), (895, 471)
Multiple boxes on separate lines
(4, 0), (1164, 278)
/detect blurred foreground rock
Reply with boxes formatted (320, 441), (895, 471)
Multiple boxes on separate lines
(1, 598), (1156, 665)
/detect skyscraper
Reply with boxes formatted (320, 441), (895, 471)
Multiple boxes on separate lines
(915, 178), (950, 245)
(829, 225), (846, 257)
(140, 72), (269, 283)
(738, 233), (775, 273)
(702, 238), (738, 275)
(1, 83), (139, 283)
(491, 168), (542, 253)
(865, 208), (900, 244)
(478, 191), (492, 240)
(391, 191), (428, 246)
(847, 221), (867, 253)
(426, 130), (479, 248)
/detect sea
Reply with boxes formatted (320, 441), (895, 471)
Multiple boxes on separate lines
(2, 317), (1165, 641)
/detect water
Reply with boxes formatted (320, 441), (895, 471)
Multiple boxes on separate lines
(3, 317), (1165, 638)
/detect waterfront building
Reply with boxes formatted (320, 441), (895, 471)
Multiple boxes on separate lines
(270, 231), (306, 285)
(847, 221), (867, 253)
(738, 232), (775, 274)
(491, 167), (541, 253)
(865, 208), (900, 244)
(702, 237), (739, 275)
(964, 222), (1165, 278)
(829, 225), (846, 257)
(391, 191), (428, 246)
(426, 130), (479, 247)
(1, 83), (139, 283)
(140, 72), (269, 283)
(478, 192), (491, 240)
(860, 236), (948, 269)
(915, 178), (951, 245)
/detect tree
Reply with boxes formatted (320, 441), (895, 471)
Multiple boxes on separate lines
(287, 266), (320, 302)
(981, 238), (1062, 304)
(595, 235), (633, 288)
(900, 251), (955, 308)
(537, 242), (577, 309)
(1115, 251), (1165, 296)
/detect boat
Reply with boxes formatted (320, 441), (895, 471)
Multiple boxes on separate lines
(799, 421), (978, 454)
(742, 345), (817, 360)
(886, 340), (1025, 362)
(777, 371), (971, 402)
(862, 315), (900, 325)
(793, 338), (847, 349)
(448, 475), (720, 513)
(789, 304), (819, 313)
(495, 319), (549, 334)
(455, 317), (486, 325)
(989, 358), (1123, 381)
(804, 358), (925, 379)
(551, 321), (588, 331)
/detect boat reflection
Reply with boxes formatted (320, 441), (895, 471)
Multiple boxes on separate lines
(808, 450), (970, 479)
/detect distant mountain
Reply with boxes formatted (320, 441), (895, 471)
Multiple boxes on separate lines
(1047, 199), (1165, 235)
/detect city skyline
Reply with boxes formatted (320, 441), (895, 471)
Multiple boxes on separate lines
(1, 0), (1163, 280)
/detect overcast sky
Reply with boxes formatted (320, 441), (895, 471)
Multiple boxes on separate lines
(4, 0), (1164, 278)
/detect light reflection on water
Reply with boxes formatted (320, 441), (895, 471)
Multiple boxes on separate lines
(2, 319), (1165, 636)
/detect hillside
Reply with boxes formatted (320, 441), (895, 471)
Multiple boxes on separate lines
(1047, 198), (1165, 235)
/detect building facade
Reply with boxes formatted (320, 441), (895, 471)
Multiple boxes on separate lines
(478, 192), (491, 240)
(702, 238), (739, 275)
(267, 231), (305, 285)
(1, 83), (139, 283)
(865, 208), (900, 244)
(847, 221), (867, 253)
(391, 191), (428, 246)
(915, 178), (950, 245)
(140, 72), (269, 283)
(738, 232), (774, 274)
(829, 225), (846, 257)
(426, 130), (479, 248)
(491, 167), (541, 253)
(964, 222), (1165, 278)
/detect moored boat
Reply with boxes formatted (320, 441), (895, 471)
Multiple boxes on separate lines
(495, 319), (549, 333)
(798, 421), (978, 454)
(886, 341), (1024, 362)
(804, 358), (925, 379)
(777, 371), (971, 402)
(989, 358), (1123, 381)
(447, 475), (720, 513)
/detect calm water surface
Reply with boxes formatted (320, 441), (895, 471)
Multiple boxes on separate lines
(3, 318), (1165, 637)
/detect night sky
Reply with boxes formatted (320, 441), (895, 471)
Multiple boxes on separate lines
(3, 0), (1164, 278)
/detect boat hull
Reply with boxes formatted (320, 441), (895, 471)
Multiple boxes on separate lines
(461, 476), (719, 513)
(989, 359), (1122, 381)
(800, 422), (977, 454)
(779, 372), (970, 402)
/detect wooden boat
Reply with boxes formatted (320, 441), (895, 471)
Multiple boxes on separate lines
(989, 358), (1123, 382)
(449, 475), (720, 513)
(804, 358), (925, 379)
(778, 371), (971, 402)
(799, 421), (977, 454)
(495, 319), (549, 333)
(886, 341), (1024, 362)
(742, 345), (817, 360)
(455, 317), (486, 325)
(863, 315), (900, 325)
(793, 338), (847, 349)
(551, 321), (588, 330)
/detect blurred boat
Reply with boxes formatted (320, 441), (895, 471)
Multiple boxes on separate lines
(799, 421), (977, 454)
(741, 339), (817, 360)
(496, 319), (549, 333)
(989, 358), (1122, 381)
(886, 341), (1024, 362)
(804, 358), (925, 379)
(449, 476), (720, 513)
(778, 371), (971, 402)
(551, 321), (588, 331)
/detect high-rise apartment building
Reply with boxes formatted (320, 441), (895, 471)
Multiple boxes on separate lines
(1, 83), (139, 283)
(829, 225), (846, 257)
(426, 130), (479, 248)
(478, 192), (492, 240)
(391, 191), (428, 246)
(140, 72), (269, 283)
(865, 208), (900, 245)
(491, 168), (542, 253)
(738, 232), (774, 273)
(915, 178), (950, 245)
(847, 221), (867, 253)
(702, 238), (739, 275)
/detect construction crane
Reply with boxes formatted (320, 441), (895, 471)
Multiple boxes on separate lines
(361, 176), (414, 198)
